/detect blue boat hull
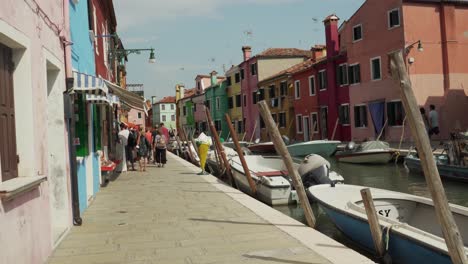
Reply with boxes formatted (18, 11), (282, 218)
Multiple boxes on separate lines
(320, 205), (452, 264)
(405, 156), (468, 182)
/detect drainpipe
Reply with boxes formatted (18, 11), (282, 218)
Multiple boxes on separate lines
(439, 2), (450, 91)
(62, 0), (82, 226)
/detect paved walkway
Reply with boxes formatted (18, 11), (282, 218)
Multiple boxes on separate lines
(48, 153), (372, 264)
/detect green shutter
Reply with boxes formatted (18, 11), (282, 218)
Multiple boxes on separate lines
(93, 105), (102, 151)
(75, 94), (89, 157)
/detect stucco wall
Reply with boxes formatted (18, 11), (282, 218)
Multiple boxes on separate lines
(257, 57), (306, 82)
(0, 0), (72, 262)
(226, 68), (242, 123)
(128, 109), (145, 129)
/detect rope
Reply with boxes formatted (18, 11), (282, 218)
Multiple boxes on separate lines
(383, 224), (404, 251)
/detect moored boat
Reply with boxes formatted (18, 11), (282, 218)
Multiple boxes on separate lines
(335, 141), (394, 164)
(308, 184), (468, 264)
(247, 142), (276, 154)
(287, 140), (341, 157)
(405, 153), (468, 182)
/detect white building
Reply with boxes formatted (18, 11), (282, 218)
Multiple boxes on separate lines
(153, 96), (177, 129)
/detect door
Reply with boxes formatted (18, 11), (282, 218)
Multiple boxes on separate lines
(303, 116), (310, 141)
(0, 43), (18, 181)
(320, 107), (328, 139)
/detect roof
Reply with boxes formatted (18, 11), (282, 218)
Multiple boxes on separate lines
(183, 88), (197, 99)
(257, 48), (314, 58)
(195, 75), (225, 79)
(259, 59), (316, 85)
(157, 96), (176, 104)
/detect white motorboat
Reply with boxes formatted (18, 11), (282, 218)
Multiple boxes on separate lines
(287, 140), (341, 157)
(335, 141), (394, 164)
(308, 184), (468, 264)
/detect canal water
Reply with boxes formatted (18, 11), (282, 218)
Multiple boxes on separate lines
(273, 157), (468, 258)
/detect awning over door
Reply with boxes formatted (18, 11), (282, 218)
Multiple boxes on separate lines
(104, 80), (145, 111)
(73, 71), (108, 95)
(86, 94), (110, 105)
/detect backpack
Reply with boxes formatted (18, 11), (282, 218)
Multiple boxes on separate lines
(156, 135), (167, 149)
(128, 131), (136, 147)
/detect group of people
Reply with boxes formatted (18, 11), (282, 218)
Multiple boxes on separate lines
(117, 122), (170, 172)
(420, 104), (440, 139)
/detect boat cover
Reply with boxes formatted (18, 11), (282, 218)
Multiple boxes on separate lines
(359, 140), (390, 151)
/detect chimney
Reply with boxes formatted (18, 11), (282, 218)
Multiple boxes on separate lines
(310, 45), (327, 60)
(179, 85), (185, 99)
(323, 14), (340, 57)
(210, 70), (218, 86)
(242, 46), (252, 61)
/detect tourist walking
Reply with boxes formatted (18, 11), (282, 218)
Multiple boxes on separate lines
(136, 127), (151, 172)
(429, 104), (440, 138)
(154, 130), (167, 167)
(127, 126), (137, 171)
(145, 128), (153, 162)
(117, 123), (130, 172)
(160, 122), (170, 143)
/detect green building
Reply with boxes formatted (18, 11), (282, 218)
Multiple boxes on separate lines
(205, 71), (229, 140)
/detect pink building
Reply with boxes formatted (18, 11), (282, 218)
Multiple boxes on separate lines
(341, 0), (468, 142)
(240, 47), (314, 141)
(0, 0), (73, 263)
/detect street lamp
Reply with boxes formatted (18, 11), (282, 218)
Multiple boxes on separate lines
(405, 40), (423, 53)
(113, 48), (156, 64)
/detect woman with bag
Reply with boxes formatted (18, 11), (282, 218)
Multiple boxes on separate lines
(136, 127), (151, 172)
(154, 130), (167, 167)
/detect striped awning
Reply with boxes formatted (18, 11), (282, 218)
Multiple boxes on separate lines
(104, 80), (145, 111)
(73, 71), (108, 95)
(85, 94), (120, 106)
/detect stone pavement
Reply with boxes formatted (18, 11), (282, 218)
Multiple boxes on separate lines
(47, 153), (372, 264)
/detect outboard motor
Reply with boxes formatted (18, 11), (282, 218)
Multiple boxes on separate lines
(345, 141), (356, 151)
(298, 154), (344, 188)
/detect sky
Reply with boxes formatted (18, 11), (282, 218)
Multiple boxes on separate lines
(113, 0), (365, 101)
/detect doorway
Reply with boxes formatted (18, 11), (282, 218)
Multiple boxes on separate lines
(320, 107), (328, 139)
(303, 116), (310, 141)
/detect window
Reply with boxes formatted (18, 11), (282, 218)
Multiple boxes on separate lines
(236, 94), (242, 107)
(243, 94), (247, 107)
(171, 114), (175, 121)
(353, 24), (362, 42)
(371, 57), (382, 81)
(294, 81), (301, 99)
(171, 104), (174, 110)
(161, 104), (165, 110)
(271, 113), (277, 124)
(250, 63), (257, 75)
(338, 64), (349, 86)
(197, 81), (201, 91)
(193, 103), (197, 112)
(240, 68), (245, 80)
(237, 120), (243, 134)
(227, 76), (232, 86)
(349, 64), (361, 84)
(252, 92), (258, 104)
(354, 105), (368, 128)
(162, 115), (166, 122)
(269, 85), (276, 98)
(318, 70), (327, 91)
(387, 101), (404, 126)
(93, 5), (98, 54)
(205, 100), (211, 109)
(228, 97), (234, 109)
(388, 8), (400, 29)
(216, 97), (220, 110)
(260, 117), (265, 129)
(138, 112), (142, 119)
(235, 73), (240, 83)
(279, 112), (286, 128)
(339, 104), (350, 125)
(311, 112), (319, 133)
(280, 81), (287, 96)
(309, 76), (316, 96)
(296, 115), (303, 133)
(215, 120), (222, 131)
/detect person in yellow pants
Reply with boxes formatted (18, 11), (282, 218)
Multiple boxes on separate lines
(197, 143), (210, 175)
(195, 132), (212, 175)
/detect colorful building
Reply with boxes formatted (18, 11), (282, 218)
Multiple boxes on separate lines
(0, 0), (73, 262)
(239, 46), (314, 141)
(341, 0), (468, 142)
(205, 71), (228, 139)
(226, 65), (244, 137)
(153, 96), (177, 129)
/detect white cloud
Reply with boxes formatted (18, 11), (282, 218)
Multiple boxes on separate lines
(114, 0), (300, 31)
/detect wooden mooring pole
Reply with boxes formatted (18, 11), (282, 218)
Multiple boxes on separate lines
(205, 106), (235, 187)
(389, 50), (467, 264)
(180, 127), (196, 164)
(258, 101), (316, 228)
(225, 114), (257, 195)
(360, 188), (388, 263)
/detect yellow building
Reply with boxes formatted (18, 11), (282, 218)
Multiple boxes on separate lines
(225, 65), (244, 138)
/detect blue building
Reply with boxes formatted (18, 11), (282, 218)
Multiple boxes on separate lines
(69, 0), (99, 213)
